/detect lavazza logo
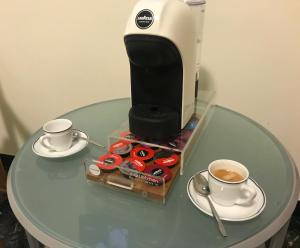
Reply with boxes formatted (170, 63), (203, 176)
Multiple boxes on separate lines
(135, 9), (154, 29)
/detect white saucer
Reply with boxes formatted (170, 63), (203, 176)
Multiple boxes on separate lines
(32, 131), (88, 158)
(187, 170), (266, 221)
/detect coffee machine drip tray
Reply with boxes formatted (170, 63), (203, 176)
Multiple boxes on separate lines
(129, 104), (180, 141)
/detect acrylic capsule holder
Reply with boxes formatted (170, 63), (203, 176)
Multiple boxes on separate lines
(84, 90), (215, 203)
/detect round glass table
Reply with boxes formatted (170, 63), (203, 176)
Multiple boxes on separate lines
(7, 98), (299, 248)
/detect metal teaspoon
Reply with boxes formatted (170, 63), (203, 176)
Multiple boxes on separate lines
(73, 132), (105, 149)
(193, 173), (228, 237)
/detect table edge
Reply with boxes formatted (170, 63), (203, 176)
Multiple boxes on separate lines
(7, 168), (72, 248)
(7, 103), (300, 248)
(231, 151), (299, 247)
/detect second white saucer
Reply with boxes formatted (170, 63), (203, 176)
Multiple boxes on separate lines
(187, 170), (266, 221)
(32, 130), (88, 158)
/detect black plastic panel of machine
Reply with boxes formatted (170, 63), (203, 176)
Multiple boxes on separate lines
(129, 104), (180, 141)
(124, 35), (183, 141)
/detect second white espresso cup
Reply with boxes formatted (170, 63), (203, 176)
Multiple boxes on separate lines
(40, 119), (77, 152)
(208, 159), (257, 206)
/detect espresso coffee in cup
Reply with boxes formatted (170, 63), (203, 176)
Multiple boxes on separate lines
(212, 168), (244, 182)
(208, 159), (257, 206)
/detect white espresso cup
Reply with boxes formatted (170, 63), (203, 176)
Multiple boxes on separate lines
(208, 159), (257, 206)
(40, 119), (78, 152)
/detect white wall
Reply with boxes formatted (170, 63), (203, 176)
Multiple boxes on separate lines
(199, 0), (300, 173)
(0, 0), (299, 180)
(0, 0), (135, 153)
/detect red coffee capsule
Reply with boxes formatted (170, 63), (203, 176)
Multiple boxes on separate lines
(96, 153), (123, 172)
(119, 131), (140, 146)
(121, 158), (146, 172)
(109, 140), (132, 157)
(130, 146), (155, 162)
(120, 131), (135, 140)
(154, 150), (179, 168)
(144, 164), (172, 186)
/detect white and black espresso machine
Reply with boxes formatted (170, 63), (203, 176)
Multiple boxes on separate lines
(124, 0), (206, 141)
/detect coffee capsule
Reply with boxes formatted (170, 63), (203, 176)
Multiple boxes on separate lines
(144, 164), (172, 186)
(89, 164), (101, 176)
(109, 140), (132, 157)
(130, 146), (155, 162)
(119, 158), (146, 178)
(120, 130), (135, 140)
(96, 153), (123, 172)
(120, 158), (146, 172)
(154, 150), (179, 168)
(119, 130), (140, 146)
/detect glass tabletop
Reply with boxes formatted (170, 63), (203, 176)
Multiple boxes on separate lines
(8, 98), (298, 248)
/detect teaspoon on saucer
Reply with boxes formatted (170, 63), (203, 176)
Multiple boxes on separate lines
(193, 173), (228, 237)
